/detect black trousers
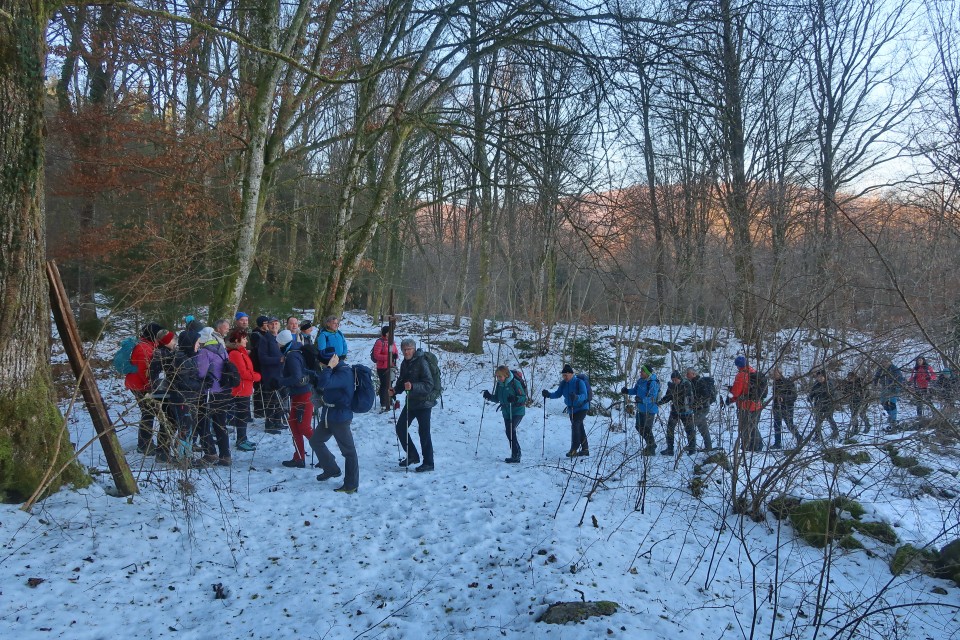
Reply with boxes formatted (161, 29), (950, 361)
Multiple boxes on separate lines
(395, 406), (434, 465)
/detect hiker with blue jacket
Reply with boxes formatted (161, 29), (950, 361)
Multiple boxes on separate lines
(622, 365), (659, 456)
(316, 315), (348, 359)
(310, 348), (359, 493)
(543, 364), (590, 458)
(276, 329), (315, 469)
(482, 365), (527, 463)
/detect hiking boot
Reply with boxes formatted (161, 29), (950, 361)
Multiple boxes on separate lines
(218, 457), (232, 467)
(281, 458), (305, 468)
(316, 469), (342, 481)
(769, 443), (782, 451)
(504, 456), (521, 463)
(685, 447), (697, 456)
(565, 449), (579, 458)
(660, 447), (674, 456)
(398, 456), (420, 468)
(578, 449), (589, 457)
(265, 429), (282, 435)
(334, 486), (358, 494)
(236, 440), (256, 452)
(642, 445), (657, 456)
(202, 453), (220, 464)
(414, 463), (435, 473)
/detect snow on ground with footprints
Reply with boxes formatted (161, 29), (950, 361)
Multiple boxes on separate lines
(2, 312), (958, 639)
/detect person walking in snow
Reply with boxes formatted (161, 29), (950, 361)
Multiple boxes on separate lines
(723, 355), (764, 452)
(310, 348), (360, 493)
(390, 338), (437, 472)
(371, 326), (398, 412)
(873, 358), (904, 432)
(808, 370), (840, 442)
(482, 365), (527, 463)
(909, 356), (936, 417)
(125, 322), (164, 455)
(657, 370), (696, 456)
(770, 368), (800, 449)
(621, 365), (659, 456)
(543, 364), (590, 458)
(839, 371), (871, 435)
(686, 368), (715, 452)
(275, 329), (315, 468)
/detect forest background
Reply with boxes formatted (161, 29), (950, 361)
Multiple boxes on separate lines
(3, 0), (960, 498)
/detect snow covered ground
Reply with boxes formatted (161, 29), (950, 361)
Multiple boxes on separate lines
(2, 313), (958, 639)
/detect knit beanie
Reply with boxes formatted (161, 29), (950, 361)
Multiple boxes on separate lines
(734, 355), (747, 369)
(157, 329), (175, 347)
(640, 365), (652, 376)
(561, 364), (574, 374)
(277, 329), (294, 348)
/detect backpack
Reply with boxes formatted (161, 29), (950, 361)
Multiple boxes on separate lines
(747, 371), (768, 402)
(350, 364), (376, 413)
(698, 375), (717, 405)
(575, 372), (592, 404)
(423, 351), (443, 402)
(219, 353), (241, 389)
(112, 337), (140, 375)
(510, 369), (528, 396)
(301, 343), (320, 371)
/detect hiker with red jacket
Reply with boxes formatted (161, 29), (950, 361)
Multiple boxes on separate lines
(371, 326), (398, 412)
(125, 322), (163, 455)
(909, 356), (937, 417)
(724, 355), (764, 452)
(227, 329), (259, 452)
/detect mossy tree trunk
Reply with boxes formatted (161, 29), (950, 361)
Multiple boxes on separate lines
(0, 0), (90, 502)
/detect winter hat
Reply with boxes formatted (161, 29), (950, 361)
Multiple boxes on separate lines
(198, 326), (218, 345)
(141, 322), (164, 342)
(734, 355), (747, 369)
(318, 347), (336, 365)
(300, 320), (313, 332)
(184, 315), (194, 324)
(235, 311), (248, 320)
(640, 365), (652, 377)
(157, 329), (175, 347)
(561, 364), (574, 374)
(185, 318), (204, 333)
(277, 329), (294, 348)
(178, 329), (199, 353)
(671, 370), (681, 380)
(256, 315), (270, 327)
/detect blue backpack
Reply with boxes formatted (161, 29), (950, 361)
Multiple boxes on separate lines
(575, 372), (592, 405)
(351, 364), (376, 413)
(112, 337), (140, 375)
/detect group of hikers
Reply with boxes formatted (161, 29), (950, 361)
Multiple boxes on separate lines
(121, 311), (950, 492)
(581, 354), (951, 458)
(121, 313), (441, 494)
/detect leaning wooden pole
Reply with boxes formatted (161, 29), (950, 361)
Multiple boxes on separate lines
(45, 261), (138, 497)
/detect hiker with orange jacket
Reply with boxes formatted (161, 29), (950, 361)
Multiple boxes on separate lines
(125, 322), (163, 455)
(723, 355), (764, 452)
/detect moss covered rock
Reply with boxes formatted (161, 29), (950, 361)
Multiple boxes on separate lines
(937, 539), (960, 586)
(890, 544), (939, 576)
(538, 600), (619, 624)
(853, 521), (898, 545)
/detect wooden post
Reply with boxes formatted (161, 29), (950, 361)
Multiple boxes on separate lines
(388, 289), (397, 367)
(45, 261), (138, 497)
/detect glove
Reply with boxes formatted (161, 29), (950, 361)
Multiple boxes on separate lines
(541, 389), (550, 398)
(507, 394), (518, 404)
(482, 390), (493, 401)
(620, 387), (629, 394)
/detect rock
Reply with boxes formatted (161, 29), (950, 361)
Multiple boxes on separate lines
(538, 601), (619, 624)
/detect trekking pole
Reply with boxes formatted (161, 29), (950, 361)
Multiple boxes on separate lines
(391, 393), (402, 462)
(475, 395), (487, 457)
(541, 400), (547, 458)
(403, 394), (411, 474)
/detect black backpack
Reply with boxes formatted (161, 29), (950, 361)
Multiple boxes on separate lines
(747, 371), (768, 402)
(301, 342), (320, 371)
(695, 375), (717, 405)
(219, 353), (241, 389)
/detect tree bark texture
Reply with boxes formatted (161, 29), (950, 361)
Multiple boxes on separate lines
(0, 0), (90, 502)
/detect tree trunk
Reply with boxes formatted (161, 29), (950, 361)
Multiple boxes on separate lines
(0, 0), (90, 502)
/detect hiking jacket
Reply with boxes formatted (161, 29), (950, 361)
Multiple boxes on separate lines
(910, 364), (936, 390)
(808, 379), (836, 413)
(657, 379), (694, 415)
(197, 341), (229, 394)
(228, 346), (260, 397)
(371, 337), (398, 370)
(492, 373), (526, 419)
(315, 361), (354, 424)
(317, 329), (348, 358)
(277, 342), (313, 396)
(257, 332), (283, 383)
(626, 375), (659, 415)
(730, 367), (762, 412)
(772, 376), (797, 409)
(547, 376), (589, 414)
(124, 338), (155, 392)
(394, 349), (436, 410)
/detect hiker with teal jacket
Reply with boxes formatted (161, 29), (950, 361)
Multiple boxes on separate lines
(482, 365), (527, 463)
